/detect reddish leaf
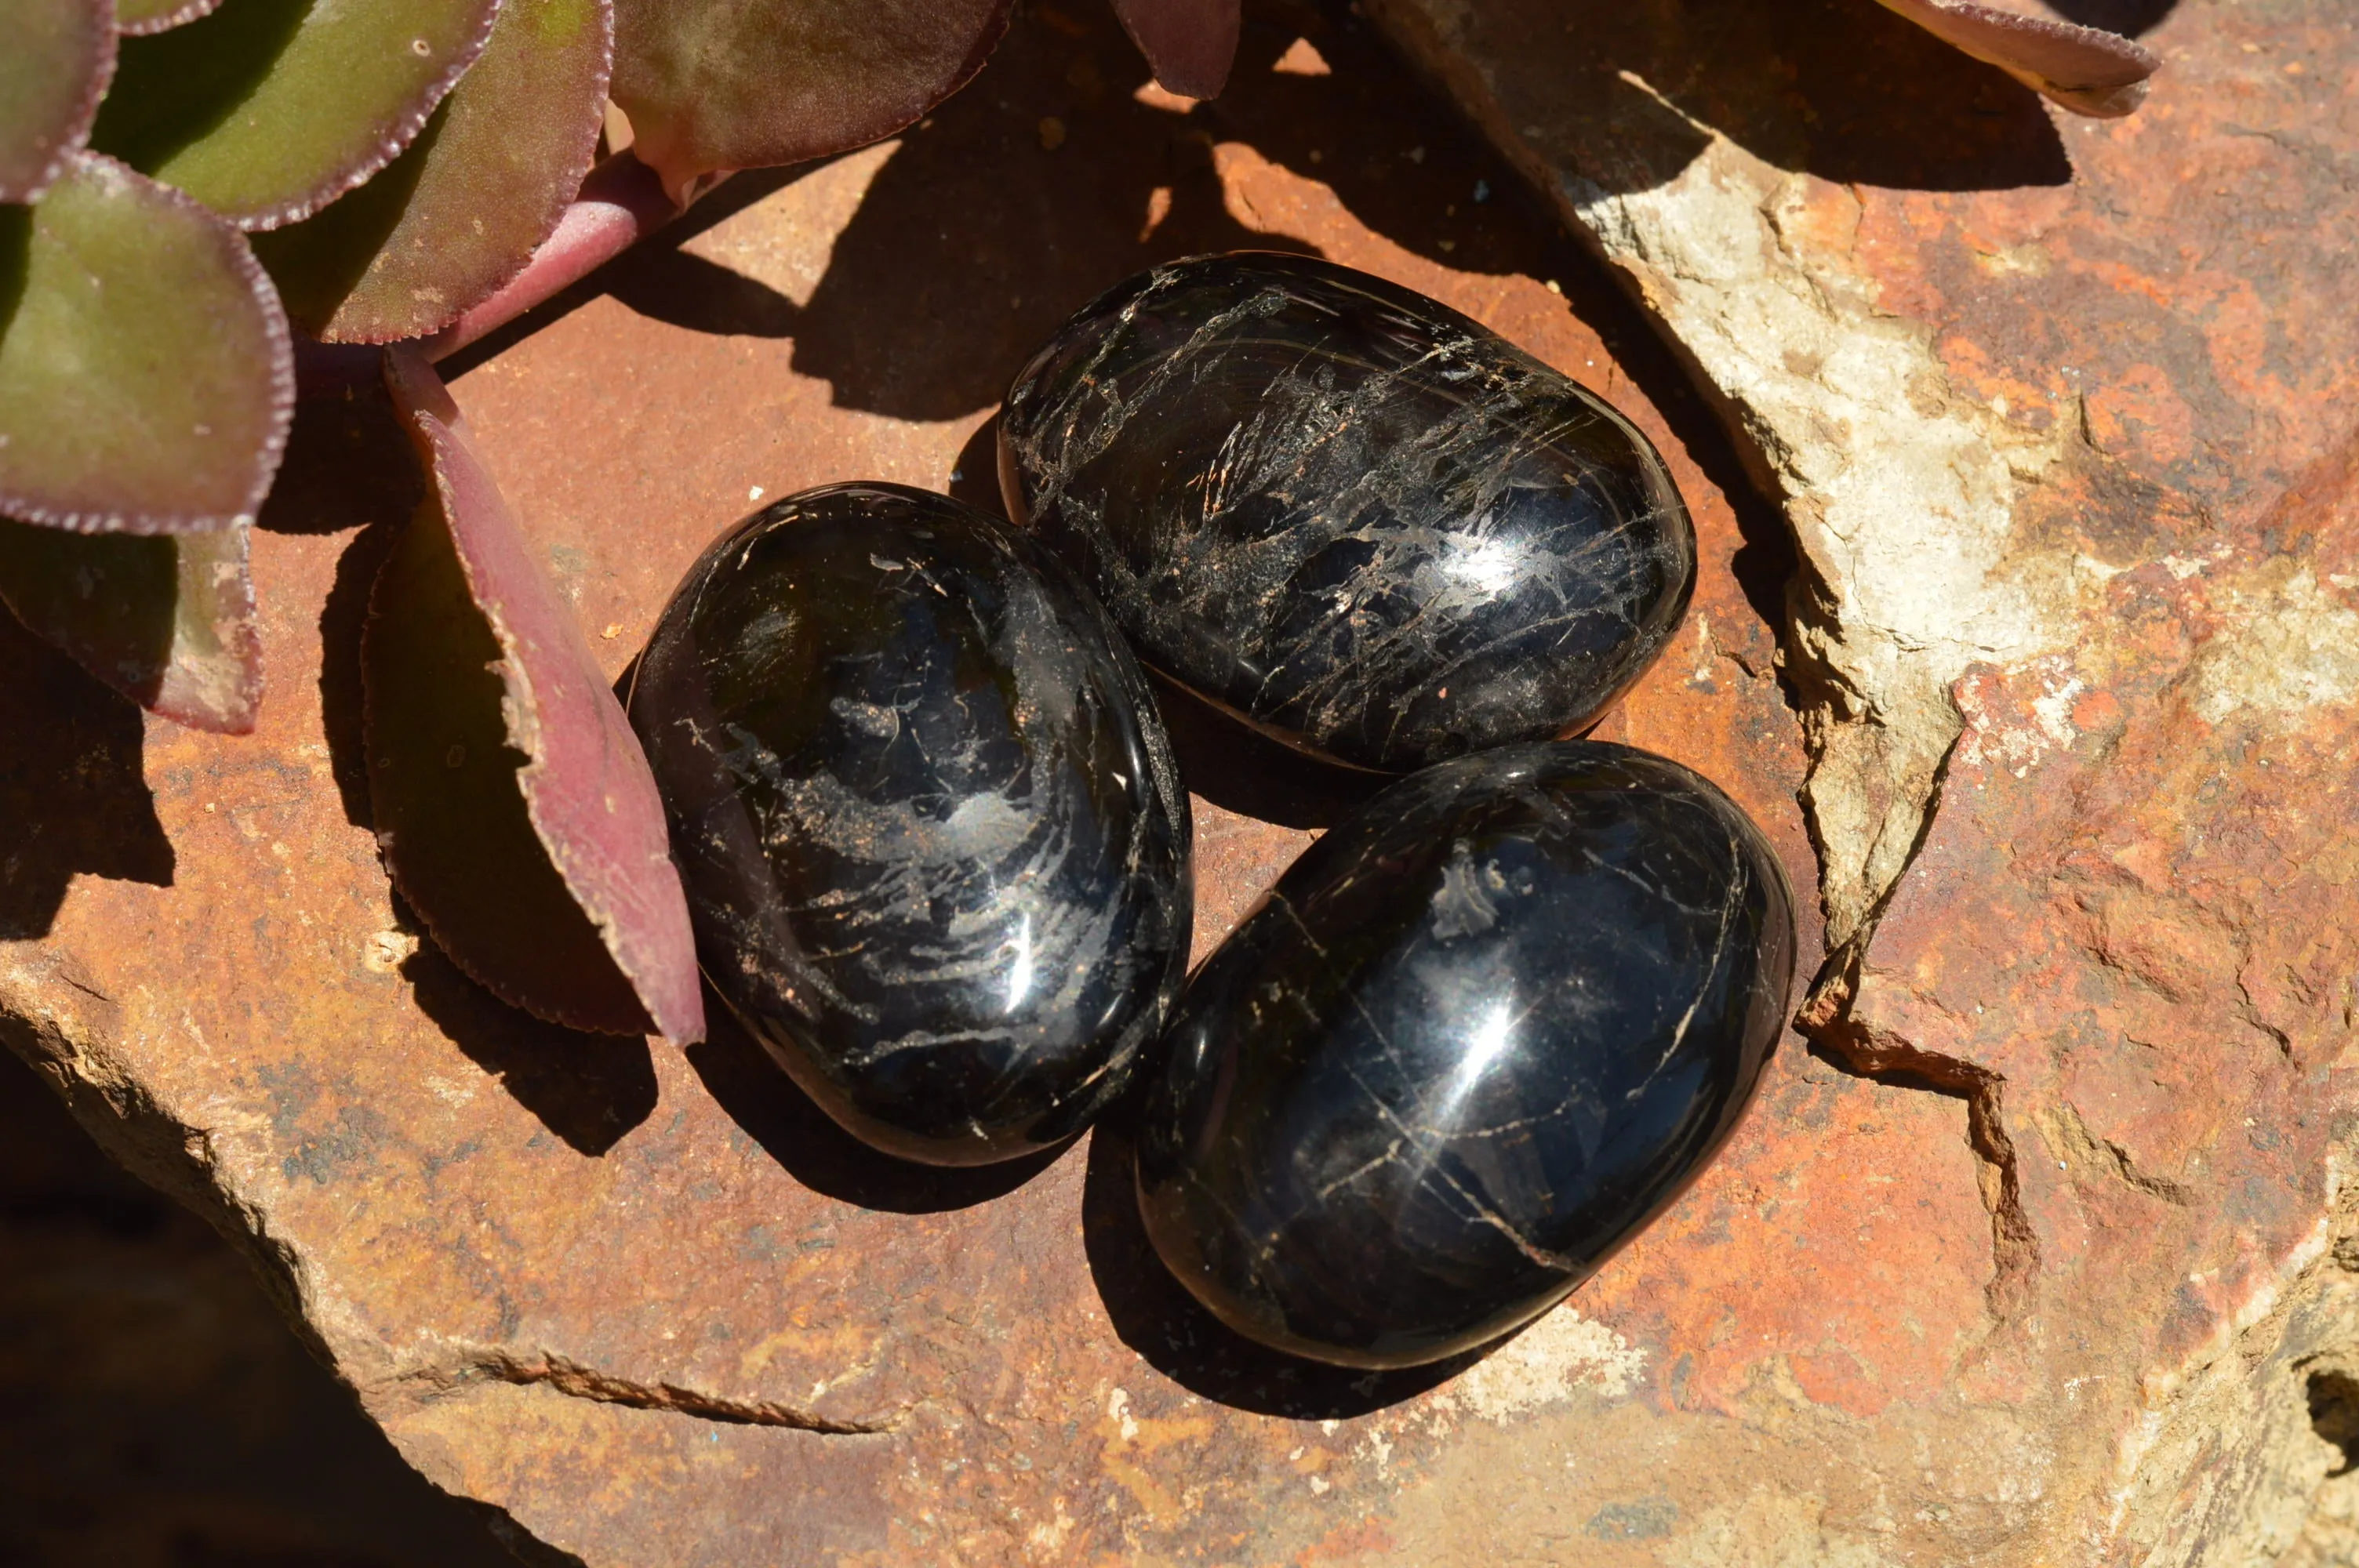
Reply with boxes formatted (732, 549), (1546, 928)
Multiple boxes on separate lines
(254, 0), (613, 343)
(0, 517), (261, 732)
(610, 0), (1012, 201)
(1108, 0), (1238, 100)
(117, 0), (225, 34)
(1872, 0), (2160, 117)
(89, 0), (502, 229)
(0, 0), (116, 202)
(0, 153), (293, 534)
(368, 347), (703, 1043)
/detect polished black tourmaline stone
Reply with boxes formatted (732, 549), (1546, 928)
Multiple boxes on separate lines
(629, 483), (1193, 1166)
(1135, 741), (1793, 1368)
(999, 252), (1696, 773)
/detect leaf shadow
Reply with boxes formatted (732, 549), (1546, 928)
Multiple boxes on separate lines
(256, 379), (429, 829)
(1080, 1113), (1484, 1418)
(402, 938), (659, 1159)
(718, 0), (2067, 425)
(434, 164), (812, 378)
(603, 250), (804, 339)
(496, 0), (2073, 465)
(682, 1004), (1069, 1215)
(0, 608), (174, 942)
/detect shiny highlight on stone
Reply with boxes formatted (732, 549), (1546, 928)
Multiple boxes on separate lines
(630, 482), (1193, 1166)
(1136, 740), (1794, 1367)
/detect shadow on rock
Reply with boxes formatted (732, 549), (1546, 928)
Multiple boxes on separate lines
(1081, 1118), (1478, 1418)
(0, 611), (174, 942)
(639, 0), (2066, 426)
(311, 519), (403, 829)
(0, 1051), (522, 1567)
(1559, 0), (2075, 194)
(435, 163), (808, 379)
(255, 379), (425, 541)
(404, 943), (659, 1157)
(683, 1004), (1069, 1214)
(256, 380), (428, 829)
(1146, 670), (1390, 830)
(949, 415), (1009, 517)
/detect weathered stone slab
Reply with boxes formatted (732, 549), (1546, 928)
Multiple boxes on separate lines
(0, 6), (1882, 1562)
(1366, 0), (2359, 1559)
(15, 0), (2349, 1561)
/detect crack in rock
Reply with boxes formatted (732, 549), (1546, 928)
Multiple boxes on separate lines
(2034, 1098), (2197, 1210)
(1560, 143), (2081, 966)
(2, 957), (904, 1460)
(383, 1348), (907, 1436)
(1799, 958), (2040, 1327)
(1363, 0), (2100, 975)
(1353, 7), (2126, 1338)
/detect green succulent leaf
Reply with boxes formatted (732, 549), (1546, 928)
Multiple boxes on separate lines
(611, 0), (1012, 201)
(0, 516), (261, 731)
(116, 0), (226, 36)
(0, 0), (117, 203)
(0, 154), (293, 534)
(254, 0), (612, 343)
(89, 0), (501, 230)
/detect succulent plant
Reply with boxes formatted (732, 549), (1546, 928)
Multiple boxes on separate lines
(0, 0), (2156, 1036)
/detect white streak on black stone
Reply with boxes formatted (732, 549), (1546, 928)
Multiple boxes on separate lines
(1001, 253), (1696, 772)
(630, 483), (1193, 1167)
(1134, 741), (1794, 1369)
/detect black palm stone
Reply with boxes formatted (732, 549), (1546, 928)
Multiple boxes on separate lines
(628, 483), (1193, 1167)
(1134, 741), (1794, 1369)
(999, 252), (1696, 773)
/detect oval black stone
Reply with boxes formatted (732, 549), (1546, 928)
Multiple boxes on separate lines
(1134, 741), (1793, 1368)
(629, 483), (1193, 1167)
(999, 252), (1696, 773)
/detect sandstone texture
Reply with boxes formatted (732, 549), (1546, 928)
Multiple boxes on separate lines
(1366, 0), (2359, 1560)
(2, 1), (2353, 1563)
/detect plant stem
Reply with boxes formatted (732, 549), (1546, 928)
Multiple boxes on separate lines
(419, 153), (689, 361)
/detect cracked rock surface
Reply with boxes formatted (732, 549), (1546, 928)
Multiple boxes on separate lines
(0, 9), (1831, 1561)
(1368, 0), (2359, 1559)
(4, 2), (2354, 1563)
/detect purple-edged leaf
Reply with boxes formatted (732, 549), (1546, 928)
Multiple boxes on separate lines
(1108, 0), (1238, 100)
(0, 154), (293, 534)
(368, 347), (703, 1043)
(117, 0), (227, 35)
(89, 0), (501, 230)
(0, 0), (116, 203)
(1872, 0), (2160, 117)
(0, 517), (261, 731)
(611, 0), (1012, 201)
(255, 0), (612, 343)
